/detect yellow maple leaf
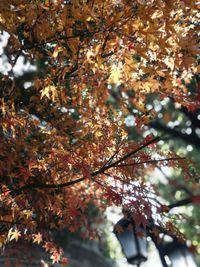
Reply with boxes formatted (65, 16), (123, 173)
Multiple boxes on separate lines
(40, 85), (58, 101)
(52, 46), (63, 59)
(109, 65), (121, 84)
(21, 210), (33, 219)
(8, 228), (21, 241)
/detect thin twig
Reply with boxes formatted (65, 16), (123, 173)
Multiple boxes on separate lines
(104, 135), (162, 169)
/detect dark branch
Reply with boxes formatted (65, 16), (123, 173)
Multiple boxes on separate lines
(106, 135), (162, 169)
(115, 157), (185, 167)
(150, 121), (200, 148)
(11, 176), (86, 196)
(167, 197), (193, 210)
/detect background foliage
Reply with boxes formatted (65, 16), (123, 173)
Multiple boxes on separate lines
(0, 0), (199, 265)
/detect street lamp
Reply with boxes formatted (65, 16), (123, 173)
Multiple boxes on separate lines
(165, 241), (197, 267)
(113, 217), (147, 267)
(113, 217), (197, 267)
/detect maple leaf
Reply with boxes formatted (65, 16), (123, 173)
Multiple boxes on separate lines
(50, 252), (61, 264)
(161, 205), (170, 213)
(40, 85), (58, 101)
(61, 257), (68, 266)
(114, 224), (124, 234)
(187, 103), (199, 112)
(32, 232), (43, 244)
(108, 65), (122, 84)
(0, 235), (6, 248)
(43, 242), (54, 253)
(127, 223), (133, 231)
(7, 229), (21, 242)
(150, 227), (160, 237)
(50, 254), (60, 264)
(18, 166), (31, 181)
(136, 230), (145, 238)
(52, 46), (63, 59)
(21, 210), (33, 219)
(104, 188), (122, 205)
(134, 212), (148, 228)
(195, 93), (200, 101)
(128, 43), (134, 51)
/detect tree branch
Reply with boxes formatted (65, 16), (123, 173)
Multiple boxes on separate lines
(10, 29), (103, 56)
(115, 157), (185, 167)
(104, 135), (162, 169)
(167, 197), (193, 210)
(150, 121), (200, 148)
(10, 136), (162, 195)
(11, 176), (86, 196)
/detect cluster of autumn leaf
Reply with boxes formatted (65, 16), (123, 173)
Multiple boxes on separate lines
(0, 0), (199, 265)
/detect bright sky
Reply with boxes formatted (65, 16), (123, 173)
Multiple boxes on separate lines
(0, 31), (36, 76)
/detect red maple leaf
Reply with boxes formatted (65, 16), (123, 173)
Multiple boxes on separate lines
(196, 93), (200, 101)
(61, 257), (68, 266)
(128, 43), (134, 51)
(187, 103), (199, 112)
(104, 188), (122, 205)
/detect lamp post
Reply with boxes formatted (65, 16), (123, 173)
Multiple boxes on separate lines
(164, 240), (197, 267)
(113, 217), (147, 267)
(113, 217), (197, 267)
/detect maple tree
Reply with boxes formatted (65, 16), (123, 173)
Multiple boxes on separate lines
(0, 0), (199, 265)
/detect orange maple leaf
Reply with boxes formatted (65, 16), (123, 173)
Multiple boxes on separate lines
(43, 242), (54, 253)
(32, 232), (43, 244)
